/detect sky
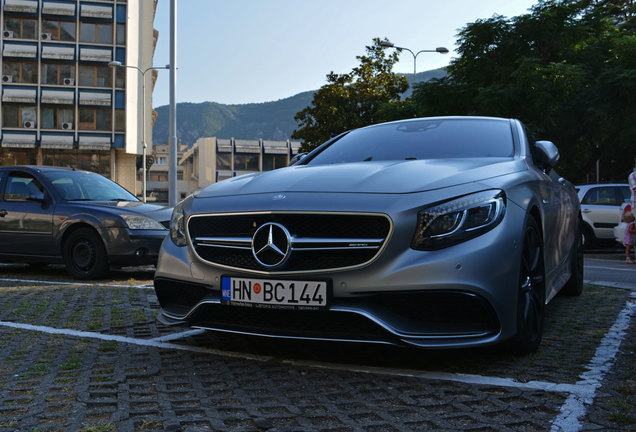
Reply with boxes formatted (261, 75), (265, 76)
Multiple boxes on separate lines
(151, 0), (539, 108)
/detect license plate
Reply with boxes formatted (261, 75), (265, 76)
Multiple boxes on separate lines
(221, 276), (328, 309)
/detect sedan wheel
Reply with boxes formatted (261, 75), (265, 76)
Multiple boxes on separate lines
(581, 223), (594, 250)
(561, 218), (584, 296)
(63, 228), (109, 280)
(511, 217), (545, 354)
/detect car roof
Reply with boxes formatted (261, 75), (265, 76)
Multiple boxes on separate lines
(0, 165), (93, 174)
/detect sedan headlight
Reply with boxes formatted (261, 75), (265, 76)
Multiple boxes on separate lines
(412, 190), (506, 250)
(170, 203), (187, 247)
(121, 215), (166, 230)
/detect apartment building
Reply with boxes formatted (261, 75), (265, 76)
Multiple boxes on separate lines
(0, 0), (158, 193)
(143, 137), (301, 202)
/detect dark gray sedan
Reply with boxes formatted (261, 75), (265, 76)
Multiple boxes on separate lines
(154, 116), (583, 354)
(0, 166), (172, 279)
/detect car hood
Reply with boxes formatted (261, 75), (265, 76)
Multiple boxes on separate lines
(70, 201), (173, 222)
(196, 159), (523, 198)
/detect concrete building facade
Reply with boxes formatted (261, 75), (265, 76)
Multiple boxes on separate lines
(0, 0), (158, 193)
(145, 137), (301, 202)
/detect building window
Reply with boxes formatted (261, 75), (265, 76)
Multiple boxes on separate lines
(263, 154), (288, 171)
(79, 64), (112, 87)
(234, 154), (259, 171)
(177, 172), (183, 180)
(41, 107), (74, 129)
(78, 108), (111, 131)
(80, 22), (112, 44)
(156, 156), (166, 165)
(150, 173), (167, 182)
(116, 23), (125, 45)
(115, 109), (125, 132)
(3, 16), (37, 40)
(41, 63), (75, 85)
(2, 61), (37, 84)
(2, 105), (37, 128)
(115, 67), (125, 88)
(42, 19), (76, 42)
(43, 149), (110, 177)
(0, 149), (36, 166)
(216, 153), (231, 170)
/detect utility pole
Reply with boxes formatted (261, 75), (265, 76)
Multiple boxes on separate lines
(168, 0), (178, 206)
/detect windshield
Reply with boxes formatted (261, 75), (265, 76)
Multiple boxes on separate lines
(42, 170), (139, 202)
(306, 118), (515, 165)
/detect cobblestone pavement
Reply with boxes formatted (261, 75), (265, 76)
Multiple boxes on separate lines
(0, 264), (633, 432)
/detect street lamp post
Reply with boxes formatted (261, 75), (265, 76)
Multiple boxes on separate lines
(108, 61), (168, 203)
(379, 41), (448, 87)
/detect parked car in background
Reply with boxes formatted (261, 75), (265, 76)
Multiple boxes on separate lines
(154, 116), (582, 354)
(0, 166), (172, 279)
(575, 183), (631, 248)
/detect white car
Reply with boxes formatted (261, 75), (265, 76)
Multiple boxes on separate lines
(575, 183), (631, 248)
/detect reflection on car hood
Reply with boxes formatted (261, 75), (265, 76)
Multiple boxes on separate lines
(70, 201), (173, 221)
(196, 159), (523, 198)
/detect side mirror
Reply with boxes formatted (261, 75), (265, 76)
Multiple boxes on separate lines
(289, 153), (308, 166)
(534, 140), (560, 172)
(27, 190), (47, 203)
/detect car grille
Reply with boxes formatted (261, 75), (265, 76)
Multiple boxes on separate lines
(188, 212), (392, 273)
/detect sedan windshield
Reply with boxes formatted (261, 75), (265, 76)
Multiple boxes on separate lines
(307, 118), (515, 165)
(42, 170), (139, 202)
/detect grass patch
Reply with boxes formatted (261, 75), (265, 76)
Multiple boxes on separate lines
(98, 341), (118, 352)
(81, 422), (116, 432)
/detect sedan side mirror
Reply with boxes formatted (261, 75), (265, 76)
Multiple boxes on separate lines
(27, 190), (45, 202)
(534, 141), (560, 172)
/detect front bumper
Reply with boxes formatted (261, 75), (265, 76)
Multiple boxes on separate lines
(155, 277), (501, 348)
(105, 229), (168, 266)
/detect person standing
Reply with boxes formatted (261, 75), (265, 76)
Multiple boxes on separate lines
(623, 213), (636, 263)
(630, 163), (636, 215)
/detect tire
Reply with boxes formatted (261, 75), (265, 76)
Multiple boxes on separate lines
(561, 218), (584, 296)
(511, 217), (546, 355)
(581, 223), (594, 250)
(63, 228), (109, 280)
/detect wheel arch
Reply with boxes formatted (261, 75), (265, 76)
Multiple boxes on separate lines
(59, 221), (106, 260)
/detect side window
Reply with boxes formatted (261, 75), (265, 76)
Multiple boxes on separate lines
(617, 186), (631, 205)
(4, 172), (45, 201)
(522, 124), (537, 164)
(581, 187), (618, 205)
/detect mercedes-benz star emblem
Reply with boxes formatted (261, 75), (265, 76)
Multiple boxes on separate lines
(252, 222), (292, 268)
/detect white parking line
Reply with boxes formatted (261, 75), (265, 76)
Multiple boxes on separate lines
(0, 278), (154, 289)
(550, 292), (636, 432)
(151, 329), (206, 342)
(585, 265), (636, 272)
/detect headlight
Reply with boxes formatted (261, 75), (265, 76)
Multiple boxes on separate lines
(121, 215), (166, 230)
(170, 203), (187, 247)
(412, 190), (506, 250)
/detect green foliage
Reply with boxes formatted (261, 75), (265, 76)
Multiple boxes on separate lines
(410, 0), (636, 183)
(292, 38), (408, 152)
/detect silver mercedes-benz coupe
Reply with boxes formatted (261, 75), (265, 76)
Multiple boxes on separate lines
(154, 116), (583, 354)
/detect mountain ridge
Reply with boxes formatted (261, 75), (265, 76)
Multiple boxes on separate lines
(152, 68), (446, 147)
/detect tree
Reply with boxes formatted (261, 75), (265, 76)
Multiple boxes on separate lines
(411, 0), (636, 183)
(292, 38), (408, 152)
